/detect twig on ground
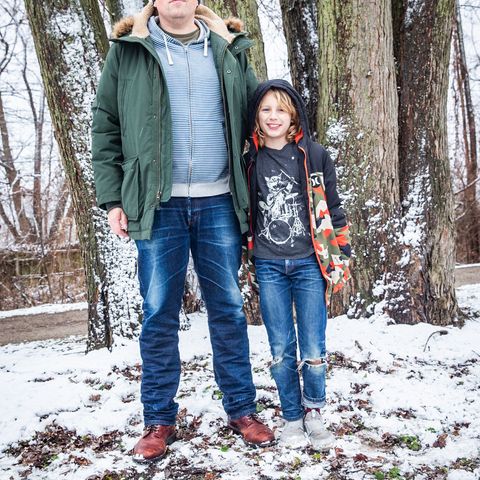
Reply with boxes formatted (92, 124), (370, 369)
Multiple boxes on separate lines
(423, 330), (449, 352)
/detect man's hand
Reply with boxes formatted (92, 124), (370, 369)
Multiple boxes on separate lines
(108, 207), (129, 238)
(195, 5), (235, 44)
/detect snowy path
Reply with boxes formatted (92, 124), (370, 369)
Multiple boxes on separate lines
(0, 285), (479, 479)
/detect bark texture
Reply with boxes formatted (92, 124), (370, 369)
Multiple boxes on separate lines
(206, 0), (267, 81)
(279, 0), (460, 324)
(317, 0), (413, 320)
(24, 0), (142, 349)
(280, 0), (319, 136)
(393, 0), (459, 324)
(105, 0), (144, 26)
(105, 0), (123, 25)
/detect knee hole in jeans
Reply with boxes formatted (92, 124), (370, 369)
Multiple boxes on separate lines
(297, 357), (327, 371)
(306, 358), (326, 366)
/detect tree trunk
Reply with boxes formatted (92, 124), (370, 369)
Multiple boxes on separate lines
(205, 0), (267, 81)
(317, 0), (415, 321)
(0, 91), (35, 242)
(393, 0), (459, 324)
(80, 0), (109, 60)
(24, 0), (142, 349)
(104, 0), (144, 26)
(19, 33), (45, 239)
(280, 0), (319, 137)
(105, 0), (123, 25)
(452, 1), (480, 263)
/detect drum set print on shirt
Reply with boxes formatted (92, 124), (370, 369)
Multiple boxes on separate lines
(258, 169), (307, 247)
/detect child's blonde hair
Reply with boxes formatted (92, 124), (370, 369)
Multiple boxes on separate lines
(254, 88), (301, 148)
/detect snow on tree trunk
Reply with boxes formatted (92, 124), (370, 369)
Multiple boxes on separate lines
(206, 0), (268, 81)
(316, 0), (416, 321)
(280, 0), (319, 136)
(105, 0), (144, 25)
(392, 0), (459, 325)
(24, 0), (142, 349)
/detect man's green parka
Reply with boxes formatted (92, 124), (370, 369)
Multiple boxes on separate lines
(91, 7), (258, 240)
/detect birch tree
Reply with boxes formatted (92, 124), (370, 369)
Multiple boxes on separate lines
(24, 0), (142, 349)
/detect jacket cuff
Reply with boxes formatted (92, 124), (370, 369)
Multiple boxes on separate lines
(105, 202), (122, 213)
(339, 244), (351, 258)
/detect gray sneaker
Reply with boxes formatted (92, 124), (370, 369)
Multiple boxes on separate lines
(304, 409), (335, 451)
(278, 419), (308, 448)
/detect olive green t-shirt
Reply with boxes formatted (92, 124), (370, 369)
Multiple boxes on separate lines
(163, 27), (200, 45)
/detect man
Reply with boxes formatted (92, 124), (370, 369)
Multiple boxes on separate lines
(91, 0), (274, 463)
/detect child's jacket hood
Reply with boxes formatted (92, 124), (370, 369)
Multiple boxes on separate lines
(248, 79), (311, 150)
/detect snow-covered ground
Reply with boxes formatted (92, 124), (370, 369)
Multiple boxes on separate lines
(0, 302), (88, 320)
(0, 285), (479, 480)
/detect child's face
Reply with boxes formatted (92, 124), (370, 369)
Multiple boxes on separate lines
(257, 91), (292, 145)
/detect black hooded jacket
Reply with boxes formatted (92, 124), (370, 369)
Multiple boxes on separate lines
(244, 80), (351, 303)
(245, 79), (348, 243)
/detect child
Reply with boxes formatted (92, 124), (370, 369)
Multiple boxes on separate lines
(245, 80), (351, 450)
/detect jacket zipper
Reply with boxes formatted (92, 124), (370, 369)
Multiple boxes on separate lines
(185, 45), (194, 196)
(247, 159), (256, 250)
(114, 36), (250, 209)
(219, 43), (232, 178)
(155, 62), (162, 206)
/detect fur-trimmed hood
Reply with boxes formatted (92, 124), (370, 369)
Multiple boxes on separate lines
(112, 2), (245, 39)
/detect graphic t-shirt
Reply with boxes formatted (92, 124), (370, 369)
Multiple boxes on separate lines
(254, 143), (313, 259)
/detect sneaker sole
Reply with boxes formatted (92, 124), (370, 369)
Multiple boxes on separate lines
(132, 433), (177, 463)
(308, 442), (334, 452)
(278, 439), (309, 449)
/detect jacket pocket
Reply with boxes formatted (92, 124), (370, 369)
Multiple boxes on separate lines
(118, 79), (132, 138)
(121, 156), (140, 221)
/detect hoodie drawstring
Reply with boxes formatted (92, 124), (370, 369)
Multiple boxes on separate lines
(162, 30), (174, 65)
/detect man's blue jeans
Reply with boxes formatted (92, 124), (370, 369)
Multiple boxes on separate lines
(135, 194), (256, 426)
(255, 254), (328, 421)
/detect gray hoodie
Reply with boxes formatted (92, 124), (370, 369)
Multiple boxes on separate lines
(148, 17), (230, 197)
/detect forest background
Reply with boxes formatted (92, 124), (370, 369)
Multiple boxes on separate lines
(0, 0), (479, 349)
(1, 2), (479, 479)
